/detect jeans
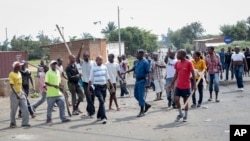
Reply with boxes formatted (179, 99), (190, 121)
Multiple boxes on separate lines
(119, 81), (129, 96)
(33, 92), (46, 109)
(234, 66), (244, 88)
(191, 79), (203, 105)
(208, 73), (219, 93)
(10, 92), (29, 125)
(225, 63), (234, 80)
(134, 79), (146, 106)
(46, 96), (67, 122)
(165, 77), (175, 106)
(94, 85), (107, 120)
(82, 82), (95, 116)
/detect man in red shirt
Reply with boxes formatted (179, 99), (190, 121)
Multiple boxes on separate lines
(169, 49), (196, 122)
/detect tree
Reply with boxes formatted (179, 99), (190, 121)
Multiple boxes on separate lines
(101, 21), (117, 36)
(220, 20), (248, 41)
(181, 21), (205, 43)
(69, 36), (79, 41)
(81, 32), (93, 39)
(108, 26), (159, 55)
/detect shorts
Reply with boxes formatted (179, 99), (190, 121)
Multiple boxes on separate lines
(174, 87), (191, 98)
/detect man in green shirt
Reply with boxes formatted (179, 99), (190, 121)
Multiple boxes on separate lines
(45, 60), (70, 123)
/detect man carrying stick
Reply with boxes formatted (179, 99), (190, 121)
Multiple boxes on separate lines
(168, 49), (196, 122)
(123, 49), (152, 117)
(66, 55), (84, 115)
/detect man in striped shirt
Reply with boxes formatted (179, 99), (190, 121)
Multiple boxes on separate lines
(88, 56), (114, 124)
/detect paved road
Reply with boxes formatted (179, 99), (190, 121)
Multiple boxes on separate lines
(0, 75), (250, 141)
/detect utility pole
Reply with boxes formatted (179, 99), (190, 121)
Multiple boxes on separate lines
(118, 6), (121, 56)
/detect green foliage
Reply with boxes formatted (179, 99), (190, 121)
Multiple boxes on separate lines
(215, 41), (250, 52)
(220, 19), (249, 41)
(161, 21), (205, 50)
(101, 21), (117, 36)
(10, 32), (53, 60)
(107, 26), (159, 55)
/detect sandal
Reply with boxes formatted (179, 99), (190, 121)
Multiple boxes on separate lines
(208, 98), (212, 101)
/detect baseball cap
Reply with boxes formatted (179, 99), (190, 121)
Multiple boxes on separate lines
(50, 60), (57, 65)
(12, 61), (24, 68)
(137, 49), (145, 54)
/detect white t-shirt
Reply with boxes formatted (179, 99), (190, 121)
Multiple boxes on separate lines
(89, 64), (110, 85)
(56, 65), (64, 74)
(80, 59), (96, 83)
(166, 58), (177, 78)
(231, 53), (245, 61)
(106, 62), (119, 84)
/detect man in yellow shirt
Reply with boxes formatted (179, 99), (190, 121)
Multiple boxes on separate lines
(191, 51), (207, 108)
(9, 61), (30, 128)
(45, 60), (70, 123)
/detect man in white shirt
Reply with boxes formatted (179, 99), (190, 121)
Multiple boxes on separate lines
(88, 56), (114, 124)
(230, 46), (248, 91)
(106, 54), (123, 111)
(164, 50), (177, 108)
(77, 45), (96, 117)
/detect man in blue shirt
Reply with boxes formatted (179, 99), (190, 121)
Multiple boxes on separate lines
(124, 49), (152, 117)
(219, 48), (225, 72)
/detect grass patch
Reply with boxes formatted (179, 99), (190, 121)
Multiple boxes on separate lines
(28, 59), (40, 66)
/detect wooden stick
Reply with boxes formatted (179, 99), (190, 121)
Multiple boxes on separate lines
(56, 24), (72, 55)
(182, 69), (206, 108)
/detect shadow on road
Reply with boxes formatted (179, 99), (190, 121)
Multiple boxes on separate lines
(154, 121), (189, 130)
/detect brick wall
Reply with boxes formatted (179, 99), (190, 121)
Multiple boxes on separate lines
(45, 39), (107, 68)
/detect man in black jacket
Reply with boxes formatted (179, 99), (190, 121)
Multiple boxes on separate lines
(66, 55), (84, 115)
(224, 47), (234, 80)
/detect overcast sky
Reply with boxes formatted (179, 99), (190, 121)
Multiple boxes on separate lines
(0, 0), (249, 42)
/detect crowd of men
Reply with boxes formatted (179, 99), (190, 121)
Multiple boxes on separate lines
(8, 45), (249, 127)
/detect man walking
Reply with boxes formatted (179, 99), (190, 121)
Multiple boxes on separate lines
(168, 49), (196, 122)
(151, 53), (165, 101)
(106, 54), (123, 110)
(9, 61), (30, 128)
(88, 56), (114, 124)
(45, 60), (70, 123)
(66, 55), (84, 115)
(230, 46), (248, 91)
(19, 61), (35, 118)
(205, 46), (222, 102)
(164, 49), (177, 108)
(118, 56), (130, 97)
(32, 65), (49, 111)
(77, 45), (96, 117)
(124, 49), (152, 117)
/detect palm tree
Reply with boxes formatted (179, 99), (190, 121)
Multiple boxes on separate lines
(101, 21), (117, 35)
(81, 32), (93, 39)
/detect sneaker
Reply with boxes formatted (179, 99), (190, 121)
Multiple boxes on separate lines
(137, 112), (145, 117)
(239, 88), (244, 91)
(175, 114), (183, 122)
(21, 124), (31, 127)
(144, 104), (151, 113)
(208, 98), (212, 101)
(101, 118), (107, 124)
(197, 104), (201, 107)
(183, 117), (188, 122)
(62, 119), (71, 123)
(10, 123), (17, 128)
(72, 110), (79, 115)
(191, 104), (196, 108)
